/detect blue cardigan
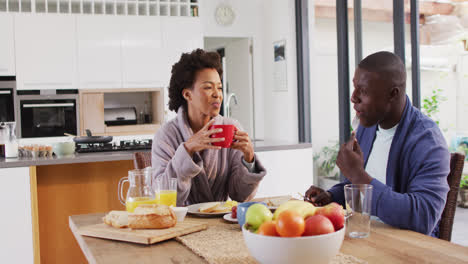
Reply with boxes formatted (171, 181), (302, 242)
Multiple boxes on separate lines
(328, 96), (450, 236)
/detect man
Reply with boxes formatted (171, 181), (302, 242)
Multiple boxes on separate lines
(306, 51), (450, 237)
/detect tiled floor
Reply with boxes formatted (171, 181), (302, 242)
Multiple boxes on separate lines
(451, 206), (468, 247)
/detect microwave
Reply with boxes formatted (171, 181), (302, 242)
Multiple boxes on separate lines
(0, 77), (17, 123)
(17, 90), (80, 138)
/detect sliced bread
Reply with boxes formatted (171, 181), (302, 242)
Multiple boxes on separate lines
(103, 210), (129, 228)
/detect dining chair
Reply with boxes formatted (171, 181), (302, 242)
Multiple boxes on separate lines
(133, 152), (152, 169)
(439, 152), (465, 241)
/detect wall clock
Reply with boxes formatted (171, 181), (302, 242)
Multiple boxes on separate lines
(215, 4), (236, 26)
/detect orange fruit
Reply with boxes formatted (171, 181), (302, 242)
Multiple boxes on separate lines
(275, 210), (305, 237)
(257, 221), (279, 236)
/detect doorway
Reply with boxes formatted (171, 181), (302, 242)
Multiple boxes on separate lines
(204, 37), (255, 139)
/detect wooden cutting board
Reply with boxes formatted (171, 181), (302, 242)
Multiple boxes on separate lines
(76, 219), (208, 245)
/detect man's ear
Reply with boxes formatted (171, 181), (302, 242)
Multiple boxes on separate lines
(389, 86), (400, 102)
(182, 88), (191, 101)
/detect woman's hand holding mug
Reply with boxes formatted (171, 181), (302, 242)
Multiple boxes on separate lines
(231, 130), (254, 163)
(184, 119), (225, 156)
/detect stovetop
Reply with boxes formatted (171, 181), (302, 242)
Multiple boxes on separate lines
(75, 139), (152, 153)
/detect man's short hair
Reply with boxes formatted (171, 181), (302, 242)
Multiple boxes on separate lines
(358, 51), (406, 91)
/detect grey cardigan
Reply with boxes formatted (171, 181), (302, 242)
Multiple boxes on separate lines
(151, 106), (267, 206)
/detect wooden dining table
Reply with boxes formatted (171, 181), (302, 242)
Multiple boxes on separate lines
(69, 212), (468, 264)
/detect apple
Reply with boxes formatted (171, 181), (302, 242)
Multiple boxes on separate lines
(316, 202), (345, 230)
(245, 203), (273, 230)
(231, 206), (237, 219)
(303, 215), (335, 236)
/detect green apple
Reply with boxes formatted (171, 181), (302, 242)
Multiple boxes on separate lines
(245, 203), (273, 230)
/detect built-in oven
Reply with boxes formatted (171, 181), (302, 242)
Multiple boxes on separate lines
(17, 90), (79, 138)
(0, 77), (16, 123)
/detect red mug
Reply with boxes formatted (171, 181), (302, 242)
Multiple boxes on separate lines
(209, 125), (238, 148)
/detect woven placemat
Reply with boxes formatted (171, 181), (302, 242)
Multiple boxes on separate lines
(176, 221), (366, 264)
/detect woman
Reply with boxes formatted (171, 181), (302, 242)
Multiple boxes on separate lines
(152, 49), (267, 206)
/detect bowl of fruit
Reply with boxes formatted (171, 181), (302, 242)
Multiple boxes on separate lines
(242, 201), (345, 264)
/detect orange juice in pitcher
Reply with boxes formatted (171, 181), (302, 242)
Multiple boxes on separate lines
(126, 197), (159, 212)
(118, 168), (156, 212)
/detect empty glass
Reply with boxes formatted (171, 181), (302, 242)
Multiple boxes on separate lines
(344, 184), (373, 238)
(155, 176), (177, 207)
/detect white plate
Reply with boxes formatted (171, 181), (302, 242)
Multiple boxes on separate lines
(186, 202), (231, 217)
(223, 213), (238, 223)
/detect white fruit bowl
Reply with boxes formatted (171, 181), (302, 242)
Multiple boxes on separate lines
(242, 225), (345, 264)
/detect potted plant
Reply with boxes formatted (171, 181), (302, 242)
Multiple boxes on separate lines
(314, 142), (340, 190)
(459, 175), (468, 208)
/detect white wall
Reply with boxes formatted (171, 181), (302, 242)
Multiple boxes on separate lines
(199, 0), (299, 142)
(255, 148), (313, 198)
(260, 0), (299, 141)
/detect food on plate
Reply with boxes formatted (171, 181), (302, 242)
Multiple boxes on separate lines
(128, 204), (177, 229)
(103, 210), (129, 228)
(263, 196), (292, 207)
(198, 201), (238, 213)
(273, 200), (316, 220)
(303, 215), (335, 236)
(315, 202), (345, 230)
(275, 210), (305, 237)
(231, 205), (237, 218)
(245, 203), (273, 230)
(244, 201), (345, 238)
(257, 220), (279, 236)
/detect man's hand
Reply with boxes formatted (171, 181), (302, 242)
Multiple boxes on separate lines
(336, 132), (372, 184)
(184, 119), (225, 156)
(304, 186), (332, 206)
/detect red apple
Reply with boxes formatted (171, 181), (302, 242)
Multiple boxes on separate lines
(303, 215), (335, 236)
(316, 202), (345, 230)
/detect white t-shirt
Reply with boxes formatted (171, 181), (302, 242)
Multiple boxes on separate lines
(365, 123), (398, 184)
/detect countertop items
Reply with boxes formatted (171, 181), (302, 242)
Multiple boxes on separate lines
(0, 140), (312, 168)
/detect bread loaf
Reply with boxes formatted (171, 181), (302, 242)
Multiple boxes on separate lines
(103, 211), (129, 228)
(128, 204), (177, 229)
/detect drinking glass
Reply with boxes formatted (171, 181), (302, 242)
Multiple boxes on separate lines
(155, 176), (177, 207)
(344, 184), (373, 238)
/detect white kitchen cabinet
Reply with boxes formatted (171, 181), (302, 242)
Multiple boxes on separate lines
(14, 14), (77, 90)
(0, 167), (34, 263)
(121, 16), (164, 88)
(77, 16), (122, 89)
(0, 14), (15, 76)
(161, 17), (203, 87)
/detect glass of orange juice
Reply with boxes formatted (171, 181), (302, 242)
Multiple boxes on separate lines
(155, 176), (177, 207)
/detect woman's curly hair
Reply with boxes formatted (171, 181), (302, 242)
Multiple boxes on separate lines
(168, 49), (223, 112)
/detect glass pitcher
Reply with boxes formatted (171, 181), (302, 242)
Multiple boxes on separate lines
(118, 168), (157, 212)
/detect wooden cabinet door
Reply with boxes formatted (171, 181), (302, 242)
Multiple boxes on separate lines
(121, 16), (164, 88)
(0, 14), (15, 76)
(77, 16), (122, 89)
(80, 93), (105, 135)
(14, 14), (77, 90)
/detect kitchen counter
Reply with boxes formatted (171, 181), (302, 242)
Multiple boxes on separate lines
(0, 140), (312, 168)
